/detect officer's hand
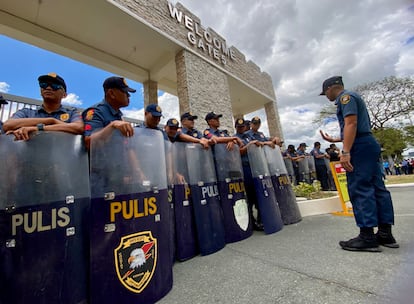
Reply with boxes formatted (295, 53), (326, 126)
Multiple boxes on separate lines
(111, 121), (134, 137)
(319, 130), (334, 142)
(208, 137), (217, 145)
(267, 142), (276, 149)
(226, 141), (235, 151)
(7, 126), (36, 141)
(340, 154), (353, 172)
(198, 138), (210, 149)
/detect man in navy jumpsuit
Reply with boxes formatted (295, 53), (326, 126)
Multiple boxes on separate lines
(320, 76), (398, 252)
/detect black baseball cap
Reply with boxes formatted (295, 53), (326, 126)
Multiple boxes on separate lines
(320, 76), (343, 95)
(145, 104), (163, 117)
(181, 112), (198, 121)
(103, 76), (136, 93)
(38, 72), (67, 91)
(166, 118), (179, 128)
(205, 112), (223, 121)
(235, 118), (247, 127)
(251, 116), (261, 124)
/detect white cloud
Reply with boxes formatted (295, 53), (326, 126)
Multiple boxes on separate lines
(0, 82), (10, 93)
(62, 93), (82, 106)
(177, 0), (414, 148)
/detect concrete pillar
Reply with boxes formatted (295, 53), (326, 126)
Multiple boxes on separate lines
(265, 101), (284, 140)
(143, 80), (158, 107)
(175, 50), (234, 132)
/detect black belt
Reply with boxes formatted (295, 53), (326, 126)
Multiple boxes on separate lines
(356, 132), (371, 138)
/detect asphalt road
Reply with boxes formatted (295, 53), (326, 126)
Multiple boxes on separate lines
(159, 185), (414, 304)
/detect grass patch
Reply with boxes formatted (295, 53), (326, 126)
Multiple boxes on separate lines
(384, 174), (414, 184)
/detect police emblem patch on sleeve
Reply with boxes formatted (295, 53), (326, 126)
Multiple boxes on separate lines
(85, 109), (95, 121)
(340, 94), (350, 105)
(204, 130), (209, 135)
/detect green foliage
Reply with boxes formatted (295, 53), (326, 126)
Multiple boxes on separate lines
(293, 180), (322, 200)
(404, 125), (414, 146)
(373, 128), (406, 157)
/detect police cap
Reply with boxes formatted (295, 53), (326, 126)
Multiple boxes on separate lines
(320, 76), (343, 95)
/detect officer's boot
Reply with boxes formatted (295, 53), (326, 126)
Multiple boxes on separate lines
(376, 224), (399, 248)
(339, 227), (381, 252)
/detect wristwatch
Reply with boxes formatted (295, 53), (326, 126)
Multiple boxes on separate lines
(341, 150), (350, 155)
(37, 123), (45, 131)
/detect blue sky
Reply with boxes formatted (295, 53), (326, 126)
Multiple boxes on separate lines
(0, 35), (145, 111)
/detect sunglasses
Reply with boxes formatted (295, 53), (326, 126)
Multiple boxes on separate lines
(39, 82), (64, 91)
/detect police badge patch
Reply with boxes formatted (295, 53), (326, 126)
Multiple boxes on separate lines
(114, 231), (157, 293)
(60, 113), (69, 121)
(340, 94), (350, 105)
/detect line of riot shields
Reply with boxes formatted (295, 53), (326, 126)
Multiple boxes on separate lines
(284, 155), (316, 185)
(0, 129), (301, 304)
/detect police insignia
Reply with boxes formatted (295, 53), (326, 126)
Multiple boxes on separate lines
(238, 119), (243, 124)
(340, 95), (350, 105)
(60, 113), (69, 121)
(172, 119), (177, 124)
(193, 132), (198, 138)
(156, 106), (162, 112)
(85, 109), (95, 121)
(122, 78), (128, 86)
(48, 72), (57, 78)
(204, 130), (209, 135)
(114, 231), (157, 293)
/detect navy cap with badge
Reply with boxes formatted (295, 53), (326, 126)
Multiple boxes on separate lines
(0, 95), (8, 105)
(251, 116), (261, 124)
(298, 142), (307, 148)
(103, 76), (136, 93)
(166, 118), (179, 128)
(235, 118), (247, 127)
(38, 72), (67, 91)
(146, 104), (163, 117)
(205, 112), (223, 121)
(320, 76), (343, 95)
(181, 112), (198, 121)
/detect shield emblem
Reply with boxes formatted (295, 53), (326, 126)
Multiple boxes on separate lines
(114, 231), (157, 293)
(233, 198), (249, 231)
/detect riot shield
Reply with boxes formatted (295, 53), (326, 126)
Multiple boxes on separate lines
(171, 142), (198, 261)
(214, 144), (252, 243)
(164, 140), (175, 263)
(186, 144), (225, 255)
(307, 156), (316, 182)
(284, 157), (296, 185)
(89, 128), (172, 304)
(297, 157), (310, 184)
(247, 145), (283, 234)
(264, 146), (302, 225)
(0, 132), (90, 304)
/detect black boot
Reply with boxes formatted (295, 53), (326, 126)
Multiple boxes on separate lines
(339, 228), (381, 252)
(377, 224), (399, 248)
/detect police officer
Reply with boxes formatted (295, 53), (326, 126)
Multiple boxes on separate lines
(285, 144), (305, 185)
(310, 141), (329, 190)
(142, 105), (209, 147)
(204, 112), (243, 149)
(234, 118), (263, 230)
(320, 75), (398, 252)
(4, 73), (84, 140)
(245, 116), (275, 148)
(83, 76), (136, 149)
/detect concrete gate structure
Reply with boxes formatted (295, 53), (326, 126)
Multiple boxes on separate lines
(0, 0), (283, 138)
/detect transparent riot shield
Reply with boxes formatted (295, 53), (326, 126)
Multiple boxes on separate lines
(0, 132), (90, 304)
(186, 144), (225, 255)
(164, 140), (175, 263)
(171, 142), (198, 261)
(284, 157), (296, 185)
(247, 145), (283, 234)
(89, 128), (172, 304)
(297, 157), (310, 184)
(307, 155), (316, 182)
(264, 146), (302, 225)
(214, 144), (252, 243)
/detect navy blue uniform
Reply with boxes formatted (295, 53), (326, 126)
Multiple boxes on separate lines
(12, 105), (82, 123)
(336, 90), (394, 228)
(83, 100), (122, 136)
(310, 147), (329, 190)
(180, 127), (203, 139)
(245, 130), (268, 142)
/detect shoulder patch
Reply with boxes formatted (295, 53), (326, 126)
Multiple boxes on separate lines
(204, 130), (210, 135)
(193, 132), (198, 138)
(340, 94), (350, 105)
(85, 109), (95, 121)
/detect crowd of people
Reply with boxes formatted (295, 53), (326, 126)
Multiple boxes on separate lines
(383, 158), (414, 176)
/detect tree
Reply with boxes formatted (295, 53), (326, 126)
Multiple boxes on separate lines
(372, 128), (406, 158)
(404, 125), (414, 146)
